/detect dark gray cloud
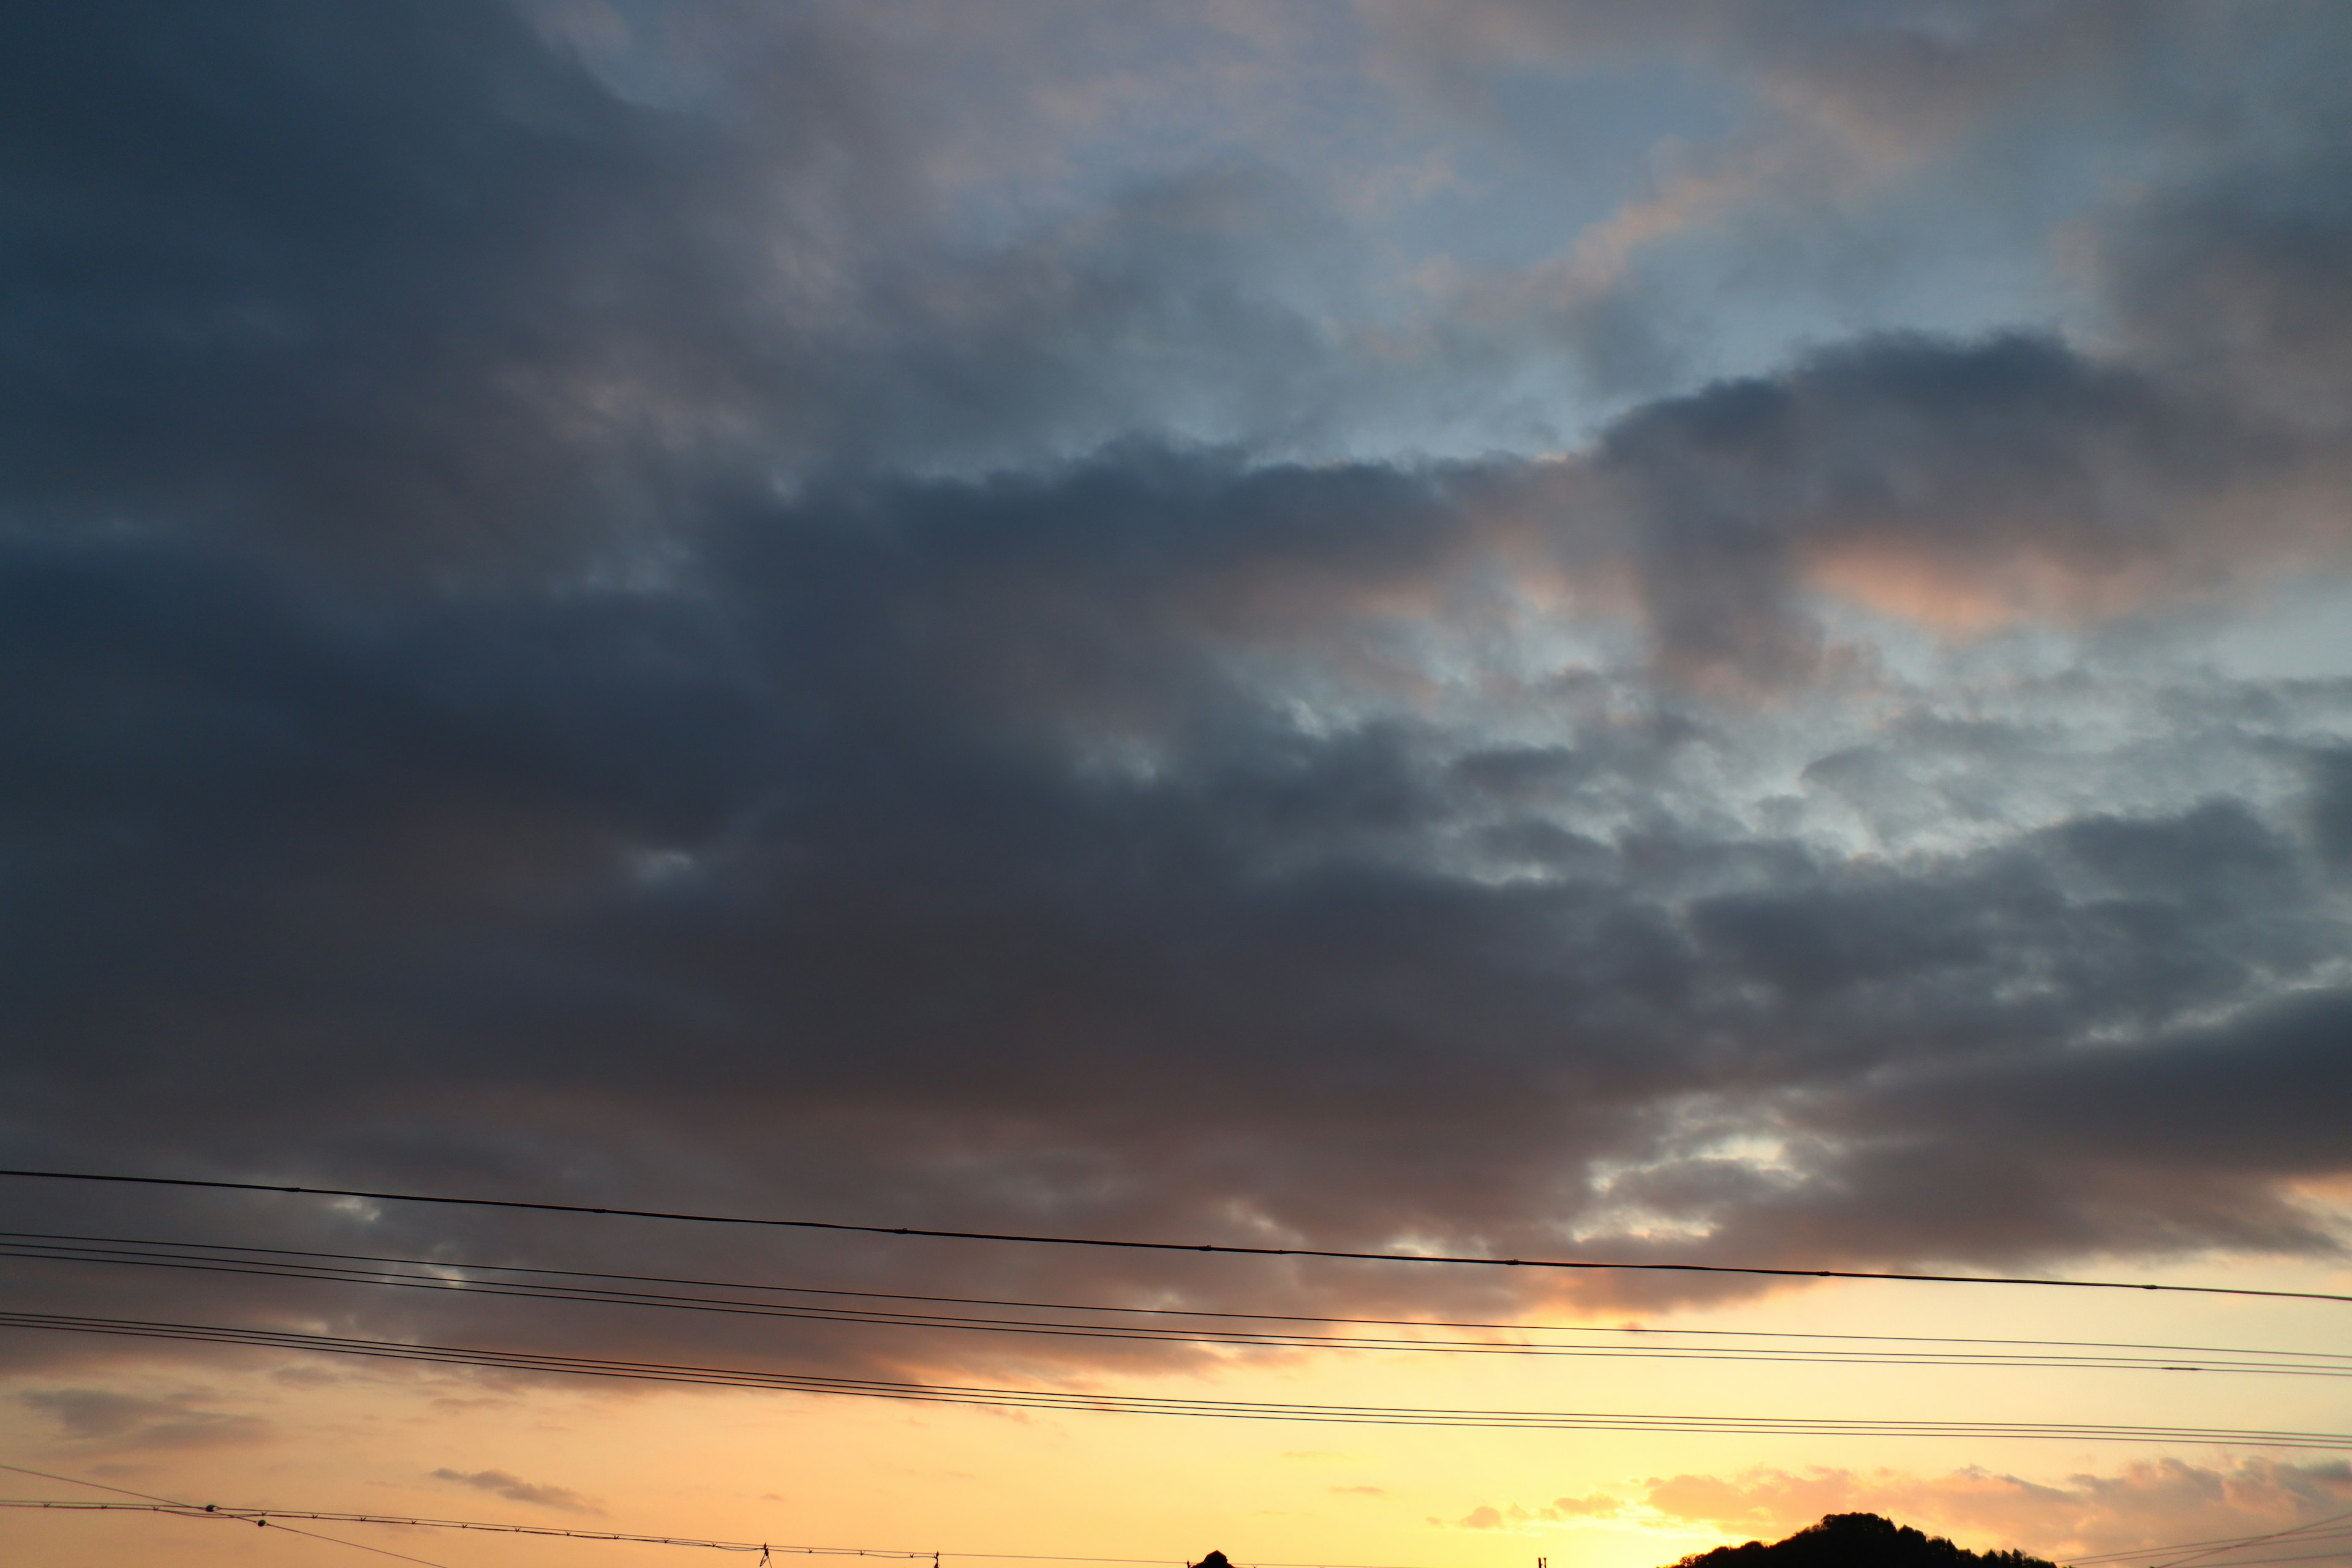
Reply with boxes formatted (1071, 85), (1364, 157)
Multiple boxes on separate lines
(0, 1), (759, 573)
(0, 467), (2343, 1378)
(0, 0), (2347, 1398)
(0, 4), (1381, 573)
(1587, 321), (2352, 687)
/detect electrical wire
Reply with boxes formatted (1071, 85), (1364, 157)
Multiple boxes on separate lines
(2157, 1536), (2352, 1568)
(23, 1485), (2352, 1568)
(0, 1499), (904, 1559)
(30, 1501), (2346, 1568)
(0, 1461), (456, 1567)
(7, 1167), (2347, 1305)
(2073, 1530), (2352, 1565)
(6, 1232), (2348, 1378)
(2068, 1507), (2352, 1568)
(2136, 1553), (2352, 1568)
(2062, 1519), (2352, 1568)
(20, 1227), (2350, 1357)
(4, 1309), (2348, 1447)
(0, 1499), (1476, 1568)
(0, 1463), (1466, 1568)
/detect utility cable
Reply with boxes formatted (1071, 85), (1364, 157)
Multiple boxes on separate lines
(3, 1309), (2347, 1447)
(18, 1490), (2352, 1568)
(6, 1168), (2346, 1305)
(0, 1499), (908, 1558)
(14, 1227), (2348, 1363)
(0, 1498), (1473, 1568)
(2115, 1508), (2352, 1568)
(2071, 1529), (2352, 1565)
(2133, 1552), (2352, 1568)
(2064, 1510), (2352, 1568)
(0, 1461), (454, 1567)
(0, 1466), (1461, 1568)
(6, 1234), (2347, 1378)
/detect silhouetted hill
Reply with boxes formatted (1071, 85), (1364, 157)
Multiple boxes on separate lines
(1674, 1514), (2060, 1568)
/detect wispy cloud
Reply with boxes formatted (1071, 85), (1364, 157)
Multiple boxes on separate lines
(430, 1468), (604, 1515)
(18, 1389), (269, 1452)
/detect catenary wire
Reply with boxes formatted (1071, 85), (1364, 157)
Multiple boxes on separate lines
(0, 1500), (902, 1559)
(0, 1501), (1477, 1568)
(26, 1502), (2350, 1568)
(6, 1233), (2348, 1379)
(0, 1461), (456, 1568)
(21, 1483), (2350, 1568)
(4, 1310), (2348, 1447)
(0, 1463), (1464, 1568)
(7, 1167), (2348, 1305)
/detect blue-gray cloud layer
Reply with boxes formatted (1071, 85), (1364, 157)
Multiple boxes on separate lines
(1, 0), (2348, 1382)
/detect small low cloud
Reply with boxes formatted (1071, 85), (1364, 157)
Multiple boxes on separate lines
(1551, 1494), (1625, 1519)
(430, 1468), (603, 1515)
(1332, 1485), (1387, 1497)
(1452, 1494), (1624, 1530)
(19, 1389), (268, 1452)
(269, 1366), (345, 1389)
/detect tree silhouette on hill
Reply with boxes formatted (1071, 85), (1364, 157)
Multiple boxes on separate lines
(1673, 1513), (2059, 1568)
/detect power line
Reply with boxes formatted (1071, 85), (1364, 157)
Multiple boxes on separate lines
(19, 1485), (2352, 1568)
(0, 1461), (456, 1568)
(2138, 1553), (2352, 1568)
(16, 1227), (2346, 1361)
(5, 1308), (2348, 1447)
(7, 1232), (2348, 1378)
(30, 1500), (2346, 1568)
(0, 1500), (903, 1559)
(2074, 1528), (2352, 1566)
(2155, 1527), (2352, 1562)
(0, 1502), (1474, 1568)
(0, 1463), (1461, 1568)
(6, 1167), (2346, 1305)
(2070, 1507), (2352, 1568)
(2126, 1504), (2352, 1568)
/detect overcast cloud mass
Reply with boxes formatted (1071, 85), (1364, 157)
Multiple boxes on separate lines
(2, 0), (2351, 1421)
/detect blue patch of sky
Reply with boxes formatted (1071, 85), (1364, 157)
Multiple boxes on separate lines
(1381, 59), (1746, 274)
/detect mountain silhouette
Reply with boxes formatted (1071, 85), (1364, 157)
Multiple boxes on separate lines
(1672, 1514), (2059, 1568)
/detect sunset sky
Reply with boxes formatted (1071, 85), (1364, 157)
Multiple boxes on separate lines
(3, 4), (2351, 1567)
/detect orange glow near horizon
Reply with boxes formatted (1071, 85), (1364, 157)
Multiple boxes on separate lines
(7, 1245), (2350, 1568)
